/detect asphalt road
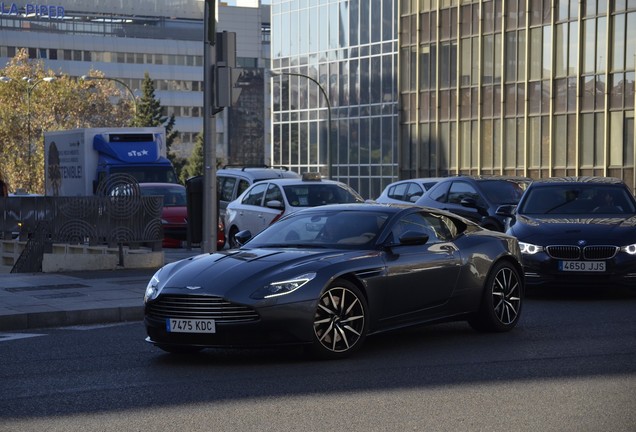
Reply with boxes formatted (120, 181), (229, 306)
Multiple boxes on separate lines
(0, 288), (635, 432)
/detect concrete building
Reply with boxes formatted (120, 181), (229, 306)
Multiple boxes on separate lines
(0, 0), (271, 165)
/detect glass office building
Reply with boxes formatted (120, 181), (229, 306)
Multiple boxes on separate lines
(271, 0), (399, 199)
(399, 0), (635, 190)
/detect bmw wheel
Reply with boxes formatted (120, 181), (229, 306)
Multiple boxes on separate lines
(469, 261), (523, 332)
(310, 279), (368, 359)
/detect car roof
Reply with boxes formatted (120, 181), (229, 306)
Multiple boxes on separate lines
(217, 166), (300, 181)
(246, 177), (349, 186)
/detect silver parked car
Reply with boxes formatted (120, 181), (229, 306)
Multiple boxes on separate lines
(375, 178), (444, 204)
(224, 173), (364, 248)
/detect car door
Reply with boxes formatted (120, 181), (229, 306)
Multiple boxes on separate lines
(234, 182), (268, 235)
(441, 180), (485, 224)
(257, 183), (286, 232)
(379, 211), (462, 321)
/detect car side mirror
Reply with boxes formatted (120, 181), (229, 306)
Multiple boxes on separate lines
(496, 204), (516, 218)
(496, 204), (517, 228)
(235, 230), (252, 246)
(461, 197), (488, 216)
(265, 200), (284, 210)
(398, 231), (429, 246)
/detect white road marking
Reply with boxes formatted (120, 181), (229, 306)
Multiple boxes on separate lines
(0, 333), (46, 342)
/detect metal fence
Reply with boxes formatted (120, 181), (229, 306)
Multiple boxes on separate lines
(0, 195), (163, 248)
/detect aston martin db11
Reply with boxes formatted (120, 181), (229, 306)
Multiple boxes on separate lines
(144, 203), (524, 359)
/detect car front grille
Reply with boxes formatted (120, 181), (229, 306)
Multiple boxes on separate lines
(583, 246), (618, 260)
(146, 295), (259, 323)
(546, 245), (618, 260)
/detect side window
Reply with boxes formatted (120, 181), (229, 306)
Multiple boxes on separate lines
(447, 181), (478, 204)
(428, 182), (450, 203)
(264, 184), (284, 204)
(391, 212), (438, 244)
(237, 179), (250, 197)
(219, 176), (237, 202)
(242, 183), (267, 206)
(405, 183), (424, 202)
(388, 183), (408, 200)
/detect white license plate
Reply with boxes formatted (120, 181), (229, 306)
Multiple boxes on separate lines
(559, 261), (606, 272)
(166, 318), (216, 333)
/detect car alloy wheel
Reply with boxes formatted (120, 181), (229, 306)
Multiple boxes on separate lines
(469, 261), (523, 332)
(311, 279), (368, 359)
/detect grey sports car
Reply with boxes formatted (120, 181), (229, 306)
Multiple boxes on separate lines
(144, 203), (525, 359)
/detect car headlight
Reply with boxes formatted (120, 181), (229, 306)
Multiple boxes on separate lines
(144, 269), (163, 303)
(621, 243), (636, 255)
(255, 272), (317, 299)
(519, 242), (544, 255)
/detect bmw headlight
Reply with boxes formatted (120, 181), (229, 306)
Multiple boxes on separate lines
(621, 243), (636, 255)
(256, 272), (317, 299)
(519, 242), (544, 255)
(144, 269), (163, 303)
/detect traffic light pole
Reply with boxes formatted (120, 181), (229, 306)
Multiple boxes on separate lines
(202, 0), (218, 253)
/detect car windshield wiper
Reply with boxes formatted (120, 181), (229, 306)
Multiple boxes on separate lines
(545, 201), (569, 214)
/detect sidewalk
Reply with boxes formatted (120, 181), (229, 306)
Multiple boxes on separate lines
(0, 248), (202, 331)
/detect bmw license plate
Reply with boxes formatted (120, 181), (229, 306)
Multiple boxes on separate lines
(166, 318), (216, 333)
(559, 261), (606, 272)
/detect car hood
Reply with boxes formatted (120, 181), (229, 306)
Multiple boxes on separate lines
(510, 214), (636, 244)
(155, 247), (371, 299)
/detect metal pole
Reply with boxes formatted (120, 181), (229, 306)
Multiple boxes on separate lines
(272, 71), (332, 179)
(202, 0), (218, 253)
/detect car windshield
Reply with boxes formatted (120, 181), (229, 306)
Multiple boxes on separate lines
(283, 184), (363, 207)
(245, 210), (389, 249)
(140, 186), (186, 207)
(518, 185), (636, 215)
(479, 180), (527, 205)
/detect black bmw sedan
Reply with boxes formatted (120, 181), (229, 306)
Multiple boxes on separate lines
(497, 176), (636, 290)
(145, 203), (524, 359)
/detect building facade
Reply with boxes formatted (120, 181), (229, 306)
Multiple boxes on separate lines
(270, 0), (399, 199)
(399, 0), (635, 190)
(0, 0), (271, 165)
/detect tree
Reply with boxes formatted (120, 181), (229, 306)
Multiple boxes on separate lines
(131, 72), (186, 182)
(180, 132), (204, 183)
(0, 49), (133, 194)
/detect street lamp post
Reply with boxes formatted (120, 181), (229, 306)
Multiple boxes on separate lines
(80, 75), (138, 115)
(0, 75), (57, 186)
(271, 71), (332, 178)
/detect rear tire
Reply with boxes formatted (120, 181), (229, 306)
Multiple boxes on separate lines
(309, 279), (368, 360)
(469, 261), (523, 332)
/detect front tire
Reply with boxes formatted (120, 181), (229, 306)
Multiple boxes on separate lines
(309, 279), (368, 360)
(469, 261), (523, 332)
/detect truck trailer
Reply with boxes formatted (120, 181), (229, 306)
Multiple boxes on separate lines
(44, 127), (177, 196)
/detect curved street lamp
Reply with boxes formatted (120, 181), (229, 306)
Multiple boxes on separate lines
(0, 75), (57, 180)
(80, 75), (138, 115)
(271, 70), (332, 178)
